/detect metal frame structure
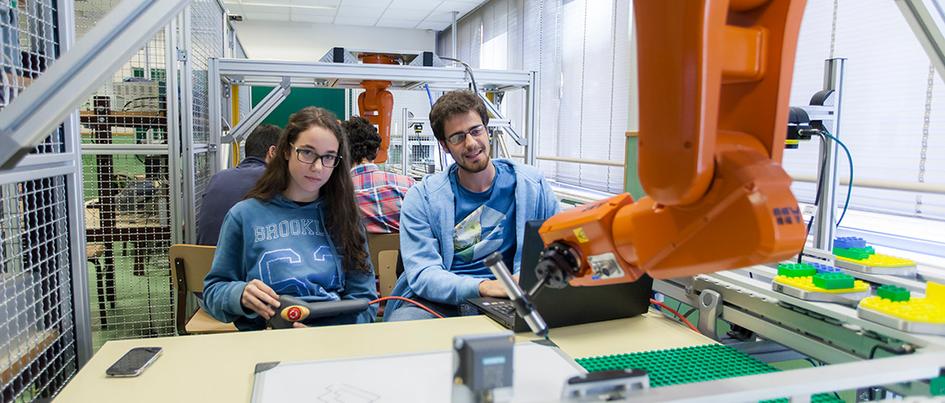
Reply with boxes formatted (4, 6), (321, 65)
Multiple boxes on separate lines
(181, 0), (226, 244)
(209, 58), (538, 171)
(897, 0), (945, 83)
(57, 0), (93, 367)
(654, 266), (945, 398)
(811, 58), (845, 251)
(181, 6), (198, 246)
(618, 349), (945, 402)
(54, 0), (230, 357)
(0, 0), (191, 170)
(220, 77), (290, 143)
(75, 7), (183, 349)
(0, 0), (155, 398)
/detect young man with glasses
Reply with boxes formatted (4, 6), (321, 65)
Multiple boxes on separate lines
(385, 90), (560, 321)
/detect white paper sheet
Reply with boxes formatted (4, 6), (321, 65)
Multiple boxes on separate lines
(251, 342), (584, 403)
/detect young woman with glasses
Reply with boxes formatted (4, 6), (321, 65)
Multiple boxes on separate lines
(202, 107), (377, 330)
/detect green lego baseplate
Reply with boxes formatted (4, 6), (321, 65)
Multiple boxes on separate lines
(575, 344), (843, 403)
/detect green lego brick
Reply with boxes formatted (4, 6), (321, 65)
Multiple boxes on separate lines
(777, 263), (816, 278)
(931, 375), (945, 396)
(576, 344), (842, 403)
(834, 246), (875, 260)
(812, 272), (855, 290)
(877, 284), (911, 302)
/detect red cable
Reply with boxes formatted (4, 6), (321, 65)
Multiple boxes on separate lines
(369, 296), (445, 319)
(650, 298), (699, 332)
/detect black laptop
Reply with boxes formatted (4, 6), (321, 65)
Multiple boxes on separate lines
(468, 220), (653, 332)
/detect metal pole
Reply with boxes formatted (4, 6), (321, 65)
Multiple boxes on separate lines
(451, 12), (458, 59)
(167, 19), (183, 246)
(344, 89), (351, 120)
(181, 7), (197, 244)
(401, 108), (410, 175)
(57, 0), (93, 366)
(525, 71), (537, 166)
(209, 58), (222, 172)
(813, 58), (845, 251)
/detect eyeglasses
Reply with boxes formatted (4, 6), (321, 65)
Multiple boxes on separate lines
(445, 124), (487, 146)
(293, 146), (342, 168)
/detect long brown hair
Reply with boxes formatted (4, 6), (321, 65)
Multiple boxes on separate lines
(245, 107), (369, 273)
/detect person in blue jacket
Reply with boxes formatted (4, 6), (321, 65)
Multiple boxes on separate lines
(385, 90), (560, 321)
(203, 107), (377, 330)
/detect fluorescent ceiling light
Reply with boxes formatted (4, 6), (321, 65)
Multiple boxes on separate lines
(230, 2), (336, 10)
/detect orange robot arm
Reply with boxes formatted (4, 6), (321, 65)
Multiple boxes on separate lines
(537, 0), (808, 286)
(358, 54), (396, 164)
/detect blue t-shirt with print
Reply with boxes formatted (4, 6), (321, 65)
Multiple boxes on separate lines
(449, 161), (517, 277)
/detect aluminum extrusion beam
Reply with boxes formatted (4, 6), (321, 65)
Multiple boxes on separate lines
(401, 108), (410, 175)
(629, 351), (945, 402)
(0, 0), (192, 170)
(897, 0), (945, 83)
(220, 78), (291, 143)
(477, 92), (526, 146)
(57, 0), (93, 366)
(525, 71), (537, 166)
(214, 58), (532, 89)
(813, 58), (845, 251)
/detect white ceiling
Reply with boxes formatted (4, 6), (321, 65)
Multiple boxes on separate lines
(222, 0), (485, 30)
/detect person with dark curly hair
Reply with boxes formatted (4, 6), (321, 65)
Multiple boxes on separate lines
(343, 116), (415, 234)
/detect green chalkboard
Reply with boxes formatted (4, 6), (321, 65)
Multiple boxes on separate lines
(251, 86), (345, 128)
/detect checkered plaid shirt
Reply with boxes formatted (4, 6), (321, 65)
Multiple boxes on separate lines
(351, 164), (415, 234)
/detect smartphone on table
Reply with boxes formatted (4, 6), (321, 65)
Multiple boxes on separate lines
(105, 347), (163, 377)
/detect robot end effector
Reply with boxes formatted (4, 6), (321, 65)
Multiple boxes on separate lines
(536, 0), (811, 288)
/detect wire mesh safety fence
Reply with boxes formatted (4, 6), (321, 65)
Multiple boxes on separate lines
(187, 0), (224, 239)
(81, 153), (173, 349)
(2, 0), (63, 154)
(189, 0), (222, 146)
(193, 151), (211, 221)
(74, 1), (175, 350)
(1, 0), (82, 401)
(0, 176), (77, 402)
(77, 32), (169, 146)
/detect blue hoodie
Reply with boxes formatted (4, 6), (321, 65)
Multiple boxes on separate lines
(203, 194), (377, 330)
(385, 159), (560, 318)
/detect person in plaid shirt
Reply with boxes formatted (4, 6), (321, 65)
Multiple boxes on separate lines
(343, 116), (415, 234)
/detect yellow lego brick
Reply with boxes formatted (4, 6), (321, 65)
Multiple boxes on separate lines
(860, 282), (945, 324)
(773, 275), (870, 294)
(928, 282), (945, 303)
(836, 253), (915, 268)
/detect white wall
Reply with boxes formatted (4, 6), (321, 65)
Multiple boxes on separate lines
(233, 20), (437, 61)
